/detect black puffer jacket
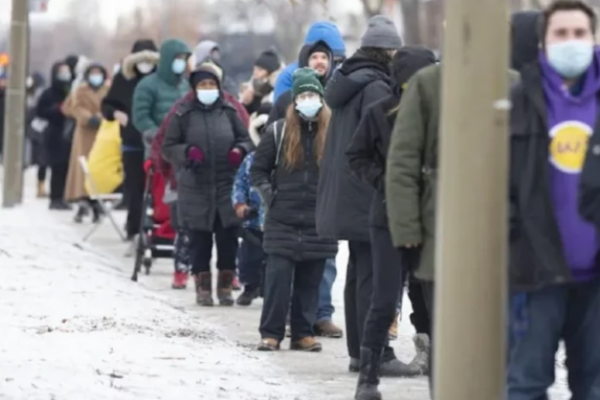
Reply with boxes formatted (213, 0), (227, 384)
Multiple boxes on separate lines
(36, 62), (72, 165)
(316, 50), (392, 241)
(102, 39), (158, 148)
(347, 46), (437, 229)
(251, 119), (338, 261)
(162, 96), (253, 232)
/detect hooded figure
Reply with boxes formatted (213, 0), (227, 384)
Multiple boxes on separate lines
(161, 62), (253, 306)
(267, 40), (334, 125)
(132, 39), (190, 157)
(36, 61), (73, 209)
(62, 63), (110, 203)
(273, 21), (346, 101)
(192, 40), (239, 96)
(346, 47), (437, 395)
(102, 39), (159, 241)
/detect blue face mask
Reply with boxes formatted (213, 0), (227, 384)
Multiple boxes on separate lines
(295, 97), (322, 119)
(88, 74), (104, 87)
(547, 40), (594, 79)
(172, 59), (187, 75)
(197, 89), (219, 105)
(57, 72), (71, 82)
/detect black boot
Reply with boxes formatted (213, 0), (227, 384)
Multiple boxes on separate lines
(380, 347), (422, 377)
(236, 285), (259, 306)
(73, 204), (88, 223)
(355, 348), (382, 400)
(49, 200), (72, 210)
(91, 202), (103, 223)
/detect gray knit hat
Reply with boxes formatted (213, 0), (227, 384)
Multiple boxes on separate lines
(360, 15), (403, 49)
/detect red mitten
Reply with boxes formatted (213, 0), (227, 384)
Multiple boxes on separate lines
(228, 148), (243, 168)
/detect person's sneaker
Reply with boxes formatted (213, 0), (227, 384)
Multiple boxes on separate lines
(236, 286), (260, 306)
(257, 338), (280, 351)
(49, 200), (72, 211)
(314, 320), (344, 338)
(232, 275), (241, 291)
(380, 357), (421, 377)
(388, 312), (399, 341)
(172, 271), (189, 289)
(408, 333), (430, 375)
(290, 337), (322, 352)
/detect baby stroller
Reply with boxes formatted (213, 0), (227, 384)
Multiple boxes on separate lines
(131, 160), (176, 281)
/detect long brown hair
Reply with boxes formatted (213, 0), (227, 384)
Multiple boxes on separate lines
(281, 101), (331, 170)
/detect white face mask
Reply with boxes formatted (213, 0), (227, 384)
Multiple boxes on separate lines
(136, 62), (154, 74)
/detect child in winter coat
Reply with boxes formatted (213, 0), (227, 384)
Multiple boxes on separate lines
(231, 145), (266, 306)
(251, 68), (337, 352)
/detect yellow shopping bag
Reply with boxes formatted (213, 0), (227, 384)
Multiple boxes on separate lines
(85, 119), (123, 195)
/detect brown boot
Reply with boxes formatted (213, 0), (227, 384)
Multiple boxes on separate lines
(290, 337), (322, 352)
(194, 272), (213, 306)
(314, 320), (344, 338)
(36, 181), (47, 198)
(217, 270), (235, 306)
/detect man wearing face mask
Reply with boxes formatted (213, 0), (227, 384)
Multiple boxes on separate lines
(241, 49), (282, 115)
(316, 15), (408, 376)
(132, 38), (191, 158)
(507, 0), (600, 398)
(102, 39), (159, 252)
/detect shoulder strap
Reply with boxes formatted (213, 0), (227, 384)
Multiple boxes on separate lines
(273, 121), (286, 167)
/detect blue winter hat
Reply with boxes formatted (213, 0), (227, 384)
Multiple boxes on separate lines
(304, 22), (346, 58)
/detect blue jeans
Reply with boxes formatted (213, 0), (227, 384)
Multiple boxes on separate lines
(316, 257), (337, 322)
(507, 277), (600, 400)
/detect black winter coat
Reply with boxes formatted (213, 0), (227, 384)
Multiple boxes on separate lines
(346, 95), (398, 229)
(102, 39), (158, 148)
(316, 50), (392, 241)
(251, 119), (338, 261)
(509, 63), (600, 291)
(162, 96), (253, 232)
(36, 62), (71, 165)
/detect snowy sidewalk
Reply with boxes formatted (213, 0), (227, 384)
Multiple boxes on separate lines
(0, 204), (306, 400)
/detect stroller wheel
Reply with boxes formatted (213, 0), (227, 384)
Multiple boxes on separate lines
(143, 257), (152, 274)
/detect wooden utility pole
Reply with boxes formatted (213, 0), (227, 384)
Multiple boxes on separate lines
(434, 0), (509, 399)
(2, 0), (29, 208)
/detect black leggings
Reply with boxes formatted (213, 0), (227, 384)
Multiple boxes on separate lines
(188, 215), (239, 275)
(50, 162), (68, 201)
(122, 151), (145, 237)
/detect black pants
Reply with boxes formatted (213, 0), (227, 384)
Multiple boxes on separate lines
(260, 254), (326, 342)
(362, 227), (419, 355)
(408, 274), (431, 335)
(345, 240), (374, 360)
(422, 281), (435, 397)
(238, 229), (265, 288)
(123, 151), (145, 238)
(188, 215), (238, 275)
(37, 164), (47, 182)
(50, 162), (68, 202)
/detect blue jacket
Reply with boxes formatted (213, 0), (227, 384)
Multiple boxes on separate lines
(273, 22), (345, 101)
(231, 152), (265, 230)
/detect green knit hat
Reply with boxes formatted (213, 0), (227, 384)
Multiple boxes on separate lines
(292, 67), (324, 98)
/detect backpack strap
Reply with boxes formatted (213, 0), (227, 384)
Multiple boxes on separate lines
(273, 121), (286, 167)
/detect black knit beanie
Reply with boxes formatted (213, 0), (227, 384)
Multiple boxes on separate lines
(254, 49), (280, 74)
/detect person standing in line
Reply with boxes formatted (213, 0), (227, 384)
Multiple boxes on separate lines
(317, 15), (412, 376)
(161, 63), (252, 306)
(508, 1), (600, 398)
(347, 46), (435, 399)
(251, 68), (337, 352)
(102, 39), (159, 250)
(36, 61), (73, 210)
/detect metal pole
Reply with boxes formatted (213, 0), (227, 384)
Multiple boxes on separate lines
(2, 0), (29, 208)
(434, 0), (509, 399)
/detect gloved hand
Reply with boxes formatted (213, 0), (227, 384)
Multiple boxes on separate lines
(185, 145), (205, 170)
(228, 147), (244, 168)
(87, 115), (102, 130)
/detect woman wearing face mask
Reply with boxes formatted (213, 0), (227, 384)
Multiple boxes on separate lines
(250, 68), (337, 352)
(161, 62), (253, 307)
(63, 63), (109, 222)
(102, 39), (159, 252)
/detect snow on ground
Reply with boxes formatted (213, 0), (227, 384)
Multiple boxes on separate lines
(0, 169), (570, 399)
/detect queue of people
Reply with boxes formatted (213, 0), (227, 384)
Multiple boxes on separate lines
(19, 1), (600, 399)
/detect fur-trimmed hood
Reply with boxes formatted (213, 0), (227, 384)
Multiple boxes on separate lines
(249, 112), (269, 147)
(122, 50), (159, 80)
